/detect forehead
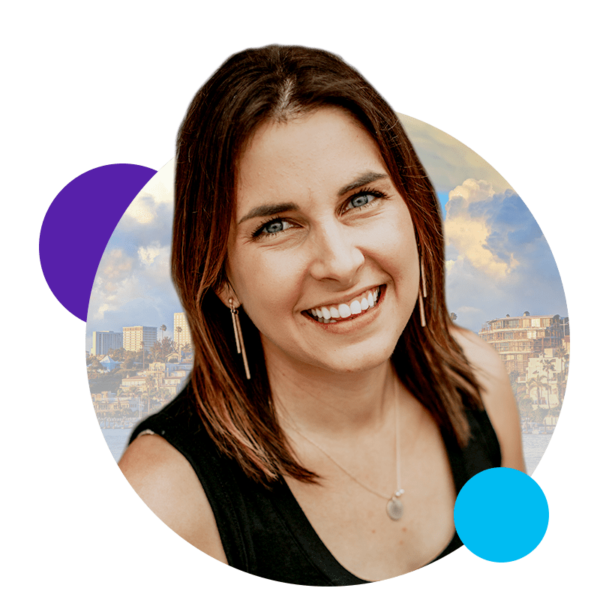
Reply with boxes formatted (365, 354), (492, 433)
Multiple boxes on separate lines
(235, 107), (388, 208)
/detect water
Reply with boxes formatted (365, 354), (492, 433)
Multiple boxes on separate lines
(103, 428), (133, 462)
(522, 434), (552, 475)
(103, 428), (552, 474)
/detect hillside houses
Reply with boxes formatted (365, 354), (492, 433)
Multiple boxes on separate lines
(92, 361), (192, 424)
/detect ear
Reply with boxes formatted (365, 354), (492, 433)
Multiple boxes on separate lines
(214, 280), (240, 310)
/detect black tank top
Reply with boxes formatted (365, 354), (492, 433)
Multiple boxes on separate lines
(129, 385), (501, 586)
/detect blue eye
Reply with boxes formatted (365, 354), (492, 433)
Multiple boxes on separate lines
(253, 217), (293, 238)
(343, 188), (388, 214)
(345, 191), (380, 213)
(349, 194), (372, 208)
(264, 220), (284, 234)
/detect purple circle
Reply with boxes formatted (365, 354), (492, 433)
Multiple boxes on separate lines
(39, 164), (157, 321)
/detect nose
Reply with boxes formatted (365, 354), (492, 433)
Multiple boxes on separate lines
(308, 221), (365, 285)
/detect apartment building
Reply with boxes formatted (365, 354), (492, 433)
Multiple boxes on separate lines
(478, 313), (569, 379)
(122, 325), (157, 352)
(91, 330), (123, 356)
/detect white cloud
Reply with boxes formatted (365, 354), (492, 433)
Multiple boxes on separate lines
(99, 248), (134, 278)
(444, 179), (566, 332)
(126, 199), (156, 224)
(445, 179), (519, 278)
(138, 245), (162, 266)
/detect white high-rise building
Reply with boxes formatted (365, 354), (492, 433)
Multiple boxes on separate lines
(91, 331), (123, 356)
(174, 312), (192, 350)
(123, 326), (157, 352)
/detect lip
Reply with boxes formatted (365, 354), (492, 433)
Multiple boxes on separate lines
(302, 284), (387, 330)
(303, 284), (383, 313)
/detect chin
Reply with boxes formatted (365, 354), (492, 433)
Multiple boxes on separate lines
(304, 337), (399, 375)
(260, 316), (405, 375)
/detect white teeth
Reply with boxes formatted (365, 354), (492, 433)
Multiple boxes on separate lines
(309, 286), (382, 322)
(350, 300), (361, 314)
(339, 303), (351, 318)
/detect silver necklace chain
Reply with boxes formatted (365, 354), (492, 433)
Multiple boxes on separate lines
(287, 389), (405, 519)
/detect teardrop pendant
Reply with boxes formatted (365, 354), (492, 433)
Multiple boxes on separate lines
(386, 495), (404, 521)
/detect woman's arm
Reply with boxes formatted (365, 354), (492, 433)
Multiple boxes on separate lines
(452, 327), (527, 473)
(119, 434), (228, 562)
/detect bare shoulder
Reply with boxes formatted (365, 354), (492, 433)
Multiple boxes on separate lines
(119, 433), (227, 563)
(451, 326), (505, 380)
(451, 326), (526, 472)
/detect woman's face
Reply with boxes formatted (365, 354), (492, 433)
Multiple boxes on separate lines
(223, 107), (420, 375)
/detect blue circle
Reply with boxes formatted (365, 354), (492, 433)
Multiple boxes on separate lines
(454, 467), (549, 562)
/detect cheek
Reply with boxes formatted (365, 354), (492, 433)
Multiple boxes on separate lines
(367, 214), (419, 279)
(233, 253), (303, 324)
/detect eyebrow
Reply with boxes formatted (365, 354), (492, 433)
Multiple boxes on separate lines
(237, 171), (390, 225)
(238, 202), (299, 225)
(337, 171), (389, 196)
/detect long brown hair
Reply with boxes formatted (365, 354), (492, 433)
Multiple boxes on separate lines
(172, 45), (483, 484)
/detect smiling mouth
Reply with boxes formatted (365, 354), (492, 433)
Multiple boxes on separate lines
(303, 285), (385, 324)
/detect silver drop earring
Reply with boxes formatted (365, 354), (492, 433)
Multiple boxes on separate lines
(418, 255), (427, 328)
(229, 298), (251, 380)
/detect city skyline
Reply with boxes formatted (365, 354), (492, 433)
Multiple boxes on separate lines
(88, 313), (192, 354)
(90, 306), (568, 472)
(87, 309), (570, 355)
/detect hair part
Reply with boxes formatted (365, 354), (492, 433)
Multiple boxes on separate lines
(271, 77), (301, 121)
(173, 45), (483, 485)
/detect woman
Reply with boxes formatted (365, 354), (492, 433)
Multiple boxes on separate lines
(119, 45), (525, 585)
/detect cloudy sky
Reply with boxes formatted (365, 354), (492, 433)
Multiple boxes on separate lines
(86, 115), (567, 349)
